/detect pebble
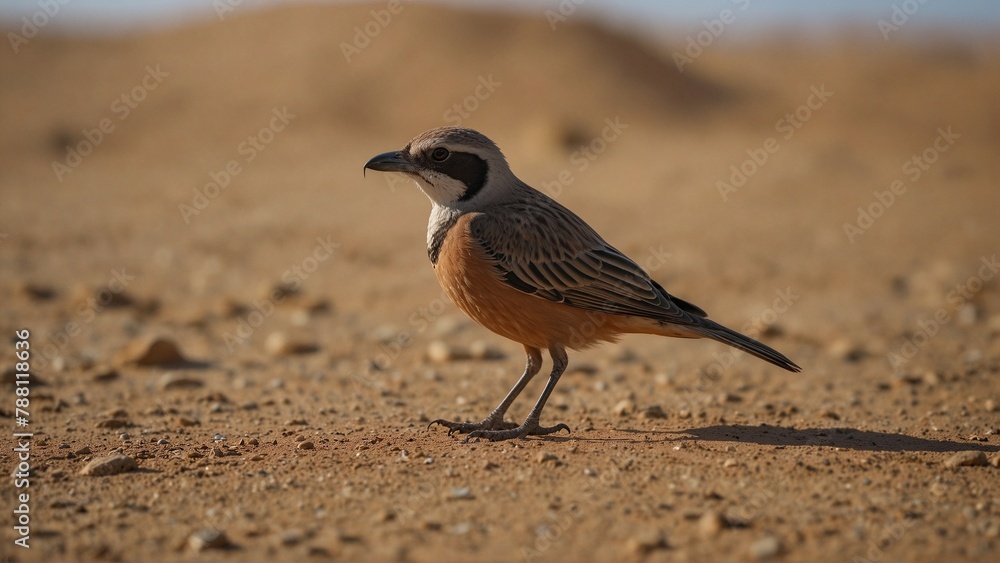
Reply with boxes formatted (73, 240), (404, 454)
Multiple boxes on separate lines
(95, 419), (129, 429)
(944, 451), (988, 468)
(613, 399), (634, 416)
(427, 340), (469, 363)
(115, 337), (186, 367)
(626, 528), (667, 555)
(264, 331), (318, 356)
(18, 282), (57, 301)
(469, 340), (505, 360)
(985, 399), (998, 413)
(698, 511), (726, 538)
(722, 458), (739, 468)
(536, 452), (559, 465)
(297, 441), (315, 450)
(826, 338), (866, 362)
(751, 535), (782, 559)
(176, 416), (199, 427)
(188, 529), (231, 551)
(212, 447), (225, 458)
(449, 487), (474, 500)
(640, 405), (668, 419)
(957, 304), (978, 326)
(989, 454), (1000, 468)
(157, 373), (203, 390)
(91, 368), (119, 382)
(79, 453), (138, 476)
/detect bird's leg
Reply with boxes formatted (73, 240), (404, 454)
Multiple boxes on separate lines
(465, 345), (571, 442)
(429, 346), (542, 435)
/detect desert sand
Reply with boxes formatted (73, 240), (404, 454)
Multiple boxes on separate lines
(1, 3), (999, 562)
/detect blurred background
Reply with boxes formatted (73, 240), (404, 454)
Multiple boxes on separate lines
(2, 0), (997, 369)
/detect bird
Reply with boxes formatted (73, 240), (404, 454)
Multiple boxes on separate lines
(364, 127), (800, 442)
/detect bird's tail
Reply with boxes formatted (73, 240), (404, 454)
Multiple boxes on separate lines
(689, 318), (801, 373)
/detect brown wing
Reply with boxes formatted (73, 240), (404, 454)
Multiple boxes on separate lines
(467, 197), (707, 325)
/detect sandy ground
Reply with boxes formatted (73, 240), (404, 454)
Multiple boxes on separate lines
(1, 4), (1000, 562)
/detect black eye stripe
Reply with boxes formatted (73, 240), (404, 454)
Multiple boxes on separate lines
(425, 151), (488, 202)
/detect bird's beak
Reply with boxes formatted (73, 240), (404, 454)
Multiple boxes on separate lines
(363, 150), (415, 177)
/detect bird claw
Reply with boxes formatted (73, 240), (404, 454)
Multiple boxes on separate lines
(428, 417), (518, 436)
(463, 420), (571, 443)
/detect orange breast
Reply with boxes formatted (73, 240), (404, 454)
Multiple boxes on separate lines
(434, 213), (628, 351)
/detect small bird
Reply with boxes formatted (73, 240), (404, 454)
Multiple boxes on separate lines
(364, 127), (800, 442)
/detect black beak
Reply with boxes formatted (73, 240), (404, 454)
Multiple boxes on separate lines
(363, 150), (415, 176)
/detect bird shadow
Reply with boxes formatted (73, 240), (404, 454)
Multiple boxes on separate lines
(650, 424), (1000, 453)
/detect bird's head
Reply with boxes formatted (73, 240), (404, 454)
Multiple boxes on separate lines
(364, 127), (516, 209)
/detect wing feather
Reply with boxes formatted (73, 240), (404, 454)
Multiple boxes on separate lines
(467, 196), (702, 326)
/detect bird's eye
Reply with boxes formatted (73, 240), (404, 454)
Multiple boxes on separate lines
(430, 147), (450, 162)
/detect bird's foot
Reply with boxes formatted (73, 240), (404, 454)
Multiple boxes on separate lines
(464, 418), (570, 443)
(428, 413), (518, 436)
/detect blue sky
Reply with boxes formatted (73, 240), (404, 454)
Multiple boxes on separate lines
(1, 0), (997, 37)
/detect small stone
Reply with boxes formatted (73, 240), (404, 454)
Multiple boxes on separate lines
(698, 511), (726, 538)
(95, 419), (129, 429)
(157, 373), (203, 390)
(75, 446), (92, 455)
(297, 441), (315, 450)
(536, 452), (559, 465)
(285, 418), (308, 426)
(957, 304), (978, 326)
(469, 340), (505, 360)
(279, 530), (302, 546)
(722, 458), (738, 468)
(826, 338), (866, 362)
(963, 348), (983, 364)
(944, 451), (988, 468)
(626, 528), (666, 555)
(427, 340), (468, 363)
(212, 447), (225, 458)
(188, 529), (231, 551)
(19, 282), (57, 301)
(176, 416), (199, 427)
(449, 487), (474, 500)
(116, 337), (187, 367)
(989, 454), (1000, 468)
(985, 399), (998, 413)
(91, 368), (119, 383)
(79, 453), (138, 476)
(751, 535), (781, 559)
(264, 332), (318, 356)
(641, 405), (668, 419)
(187, 451), (204, 459)
(613, 399), (634, 416)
